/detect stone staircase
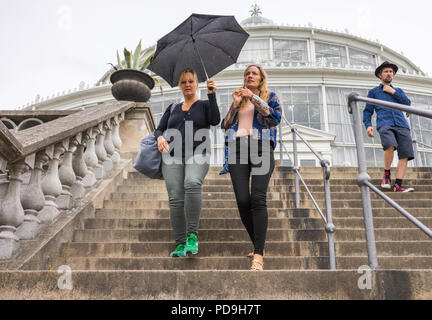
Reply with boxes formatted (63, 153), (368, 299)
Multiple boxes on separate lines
(9, 166), (432, 299)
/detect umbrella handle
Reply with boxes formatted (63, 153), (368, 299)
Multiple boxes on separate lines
(206, 79), (215, 93)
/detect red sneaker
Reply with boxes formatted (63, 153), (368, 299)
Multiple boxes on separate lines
(381, 173), (391, 189)
(392, 183), (414, 192)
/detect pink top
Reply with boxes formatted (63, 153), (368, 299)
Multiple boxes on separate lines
(223, 94), (272, 130)
(236, 100), (255, 137)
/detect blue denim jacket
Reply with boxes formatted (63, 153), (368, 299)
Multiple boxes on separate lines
(221, 91), (281, 149)
(363, 84), (411, 130)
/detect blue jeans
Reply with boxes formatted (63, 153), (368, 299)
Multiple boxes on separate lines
(161, 154), (210, 246)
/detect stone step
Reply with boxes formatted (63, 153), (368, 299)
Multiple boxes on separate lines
(2, 270), (432, 299)
(302, 199), (432, 209)
(128, 171), (432, 180)
(101, 198), (432, 210)
(111, 191), (287, 201)
(72, 228), (432, 242)
(124, 177), (431, 186)
(95, 208), (305, 219)
(110, 191), (432, 201)
(332, 208), (432, 218)
(102, 199), (290, 209)
(129, 165), (432, 173)
(298, 167), (432, 173)
(61, 241), (328, 257)
(84, 217), (432, 230)
(49, 256), (432, 271)
(307, 192), (432, 200)
(95, 207), (432, 219)
(117, 184), (432, 193)
(130, 166), (432, 174)
(85, 217), (310, 230)
(60, 241), (432, 258)
(224, 172), (432, 179)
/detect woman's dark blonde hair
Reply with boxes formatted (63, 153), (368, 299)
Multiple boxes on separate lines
(240, 64), (270, 109)
(178, 68), (199, 86)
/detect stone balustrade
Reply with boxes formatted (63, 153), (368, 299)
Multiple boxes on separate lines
(1, 111), (78, 132)
(0, 101), (148, 259)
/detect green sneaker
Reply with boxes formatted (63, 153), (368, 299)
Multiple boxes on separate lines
(184, 233), (198, 256)
(170, 244), (186, 257)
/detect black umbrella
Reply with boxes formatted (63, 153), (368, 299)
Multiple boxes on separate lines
(148, 13), (249, 88)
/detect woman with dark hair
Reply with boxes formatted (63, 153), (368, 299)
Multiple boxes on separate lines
(221, 65), (281, 270)
(154, 68), (220, 257)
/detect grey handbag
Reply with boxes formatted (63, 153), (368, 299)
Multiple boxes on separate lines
(133, 103), (178, 179)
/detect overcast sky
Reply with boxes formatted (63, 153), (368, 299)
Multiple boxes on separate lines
(1, 0), (431, 110)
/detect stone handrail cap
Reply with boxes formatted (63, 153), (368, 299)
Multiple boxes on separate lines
(0, 121), (23, 162)
(13, 101), (135, 158)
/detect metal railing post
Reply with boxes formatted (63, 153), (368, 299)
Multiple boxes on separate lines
(281, 114), (336, 270)
(409, 116), (421, 167)
(322, 160), (336, 270)
(279, 120), (283, 164)
(348, 93), (379, 270)
(292, 128), (300, 209)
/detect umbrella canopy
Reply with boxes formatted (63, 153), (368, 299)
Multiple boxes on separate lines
(148, 13), (249, 88)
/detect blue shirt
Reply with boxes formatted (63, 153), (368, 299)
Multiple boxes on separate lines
(363, 84), (411, 130)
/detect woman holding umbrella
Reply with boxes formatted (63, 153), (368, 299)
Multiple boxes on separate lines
(221, 65), (281, 271)
(154, 68), (220, 257)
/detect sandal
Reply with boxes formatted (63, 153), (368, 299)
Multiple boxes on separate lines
(250, 257), (264, 271)
(247, 250), (265, 258)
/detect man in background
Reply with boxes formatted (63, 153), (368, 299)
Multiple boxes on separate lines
(363, 61), (415, 192)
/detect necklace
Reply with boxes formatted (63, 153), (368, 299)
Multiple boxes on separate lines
(182, 99), (198, 111)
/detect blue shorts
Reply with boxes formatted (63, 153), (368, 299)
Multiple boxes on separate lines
(377, 126), (415, 161)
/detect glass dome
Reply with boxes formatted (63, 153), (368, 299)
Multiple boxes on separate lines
(240, 16), (275, 27)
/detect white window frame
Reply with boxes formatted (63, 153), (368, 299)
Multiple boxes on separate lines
(271, 37), (309, 63)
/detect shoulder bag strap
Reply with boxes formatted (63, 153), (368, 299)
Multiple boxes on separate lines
(169, 102), (179, 117)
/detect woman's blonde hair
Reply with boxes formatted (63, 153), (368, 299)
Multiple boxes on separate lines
(240, 65), (270, 109)
(178, 68), (198, 86)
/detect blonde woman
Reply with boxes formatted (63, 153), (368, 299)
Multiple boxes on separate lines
(155, 68), (220, 257)
(221, 65), (281, 270)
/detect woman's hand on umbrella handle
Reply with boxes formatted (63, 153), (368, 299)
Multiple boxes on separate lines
(232, 88), (242, 107)
(207, 79), (216, 94)
(157, 136), (170, 153)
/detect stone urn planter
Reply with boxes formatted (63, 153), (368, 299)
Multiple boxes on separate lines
(110, 69), (155, 103)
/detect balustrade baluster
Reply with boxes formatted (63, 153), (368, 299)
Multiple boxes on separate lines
(83, 128), (98, 187)
(94, 123), (106, 179)
(16, 151), (48, 240)
(57, 137), (78, 210)
(39, 142), (67, 223)
(111, 114), (123, 164)
(71, 132), (88, 200)
(0, 155), (34, 258)
(103, 120), (114, 171)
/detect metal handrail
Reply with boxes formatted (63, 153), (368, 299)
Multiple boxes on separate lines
(279, 139), (328, 224)
(348, 92), (432, 270)
(408, 115), (432, 166)
(417, 140), (432, 149)
(278, 113), (336, 270)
